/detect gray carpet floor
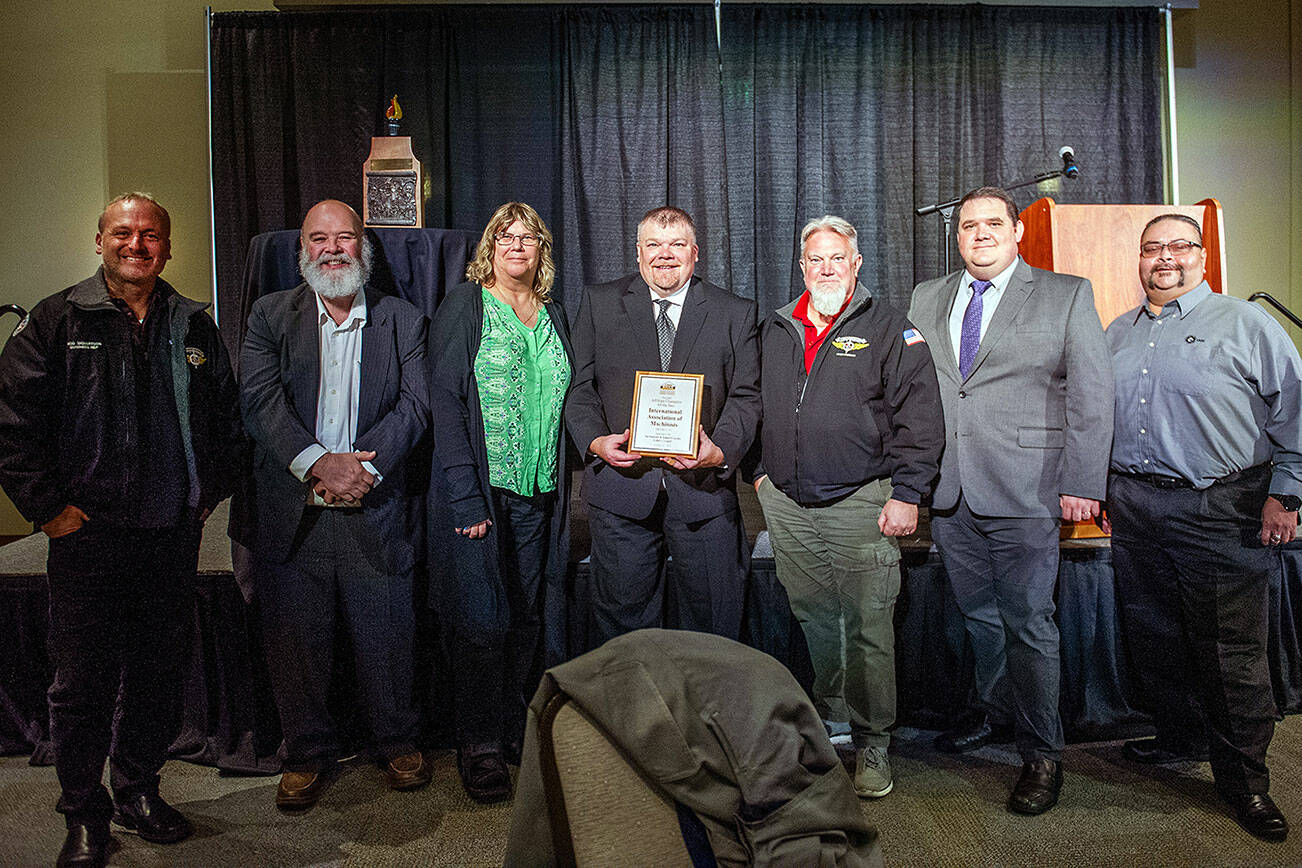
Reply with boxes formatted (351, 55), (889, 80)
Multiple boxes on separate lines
(2, 718), (1300, 867)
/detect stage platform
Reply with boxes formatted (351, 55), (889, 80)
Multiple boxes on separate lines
(3, 502), (1300, 774)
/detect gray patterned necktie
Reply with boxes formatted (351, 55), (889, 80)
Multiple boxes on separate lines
(656, 298), (675, 370)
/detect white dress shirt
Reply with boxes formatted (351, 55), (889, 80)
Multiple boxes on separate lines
(648, 280), (691, 329)
(289, 291), (381, 502)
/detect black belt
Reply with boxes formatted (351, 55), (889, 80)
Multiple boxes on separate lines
(1113, 463), (1267, 490)
(1113, 471), (1194, 489)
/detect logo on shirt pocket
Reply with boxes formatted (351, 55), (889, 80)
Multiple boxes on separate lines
(185, 347), (207, 367)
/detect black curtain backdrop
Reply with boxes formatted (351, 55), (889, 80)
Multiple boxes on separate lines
(210, 4), (1162, 350)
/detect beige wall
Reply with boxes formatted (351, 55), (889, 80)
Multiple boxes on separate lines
(1172, 0), (1301, 344)
(0, 0), (1296, 535)
(0, 1), (273, 535)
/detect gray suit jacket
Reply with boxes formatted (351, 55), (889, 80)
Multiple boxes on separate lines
(239, 284), (430, 570)
(908, 259), (1113, 518)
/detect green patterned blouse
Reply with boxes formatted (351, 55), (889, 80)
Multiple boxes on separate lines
(474, 288), (571, 495)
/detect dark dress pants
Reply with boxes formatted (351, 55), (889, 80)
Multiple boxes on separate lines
(931, 496), (1064, 762)
(449, 487), (552, 750)
(1109, 468), (1277, 796)
(46, 522), (199, 827)
(587, 490), (747, 648)
(256, 508), (418, 772)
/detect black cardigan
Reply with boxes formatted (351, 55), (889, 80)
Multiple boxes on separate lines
(426, 281), (577, 666)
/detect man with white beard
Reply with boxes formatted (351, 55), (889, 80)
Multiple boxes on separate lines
(240, 199), (432, 809)
(750, 215), (943, 799)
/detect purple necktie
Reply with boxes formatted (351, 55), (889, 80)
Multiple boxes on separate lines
(958, 279), (992, 378)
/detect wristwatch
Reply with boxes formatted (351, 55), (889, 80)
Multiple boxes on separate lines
(1271, 493), (1301, 512)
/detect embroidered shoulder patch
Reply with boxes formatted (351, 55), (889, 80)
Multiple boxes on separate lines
(902, 328), (926, 346)
(185, 347), (208, 367)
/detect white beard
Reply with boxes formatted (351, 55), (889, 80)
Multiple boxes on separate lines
(809, 285), (848, 317)
(299, 236), (373, 300)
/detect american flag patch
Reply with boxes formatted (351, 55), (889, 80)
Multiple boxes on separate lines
(902, 328), (926, 346)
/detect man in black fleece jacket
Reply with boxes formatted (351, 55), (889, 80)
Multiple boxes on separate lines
(752, 215), (943, 800)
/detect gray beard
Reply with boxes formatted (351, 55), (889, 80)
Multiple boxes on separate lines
(809, 286), (847, 317)
(299, 237), (373, 300)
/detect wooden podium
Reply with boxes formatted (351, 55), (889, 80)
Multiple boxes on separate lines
(1018, 197), (1226, 328)
(1017, 197), (1226, 538)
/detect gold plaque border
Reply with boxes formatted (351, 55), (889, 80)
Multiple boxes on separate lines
(628, 370), (704, 458)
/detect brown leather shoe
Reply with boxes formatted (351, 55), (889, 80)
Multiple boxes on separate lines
(385, 751), (432, 791)
(1008, 758), (1062, 815)
(275, 771), (324, 810)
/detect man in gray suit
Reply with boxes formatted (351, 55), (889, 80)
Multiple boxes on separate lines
(240, 200), (432, 809)
(908, 186), (1113, 815)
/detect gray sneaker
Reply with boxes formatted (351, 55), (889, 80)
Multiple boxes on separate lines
(854, 746), (893, 798)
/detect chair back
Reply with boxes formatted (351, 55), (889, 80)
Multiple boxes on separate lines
(537, 693), (694, 867)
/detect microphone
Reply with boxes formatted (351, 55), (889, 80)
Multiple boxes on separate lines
(1059, 146), (1080, 178)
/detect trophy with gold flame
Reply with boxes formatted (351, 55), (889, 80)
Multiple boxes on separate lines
(363, 96), (424, 228)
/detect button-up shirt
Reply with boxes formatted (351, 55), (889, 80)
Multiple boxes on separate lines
(290, 291), (381, 502)
(1106, 281), (1302, 495)
(648, 280), (690, 329)
(947, 256), (1020, 363)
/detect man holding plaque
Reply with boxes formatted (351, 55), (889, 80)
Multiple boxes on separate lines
(566, 206), (761, 645)
(752, 215), (944, 800)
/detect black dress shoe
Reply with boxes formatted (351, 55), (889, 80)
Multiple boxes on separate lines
(112, 792), (194, 844)
(1122, 737), (1208, 764)
(57, 823), (109, 868)
(1226, 793), (1289, 842)
(1008, 758), (1062, 815)
(934, 713), (1015, 754)
(458, 744), (511, 804)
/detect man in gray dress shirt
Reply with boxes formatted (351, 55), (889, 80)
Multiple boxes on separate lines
(1103, 213), (1301, 842)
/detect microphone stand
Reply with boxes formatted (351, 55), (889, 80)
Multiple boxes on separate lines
(915, 167), (1071, 275)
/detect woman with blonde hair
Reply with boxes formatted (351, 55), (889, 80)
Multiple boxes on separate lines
(428, 202), (574, 803)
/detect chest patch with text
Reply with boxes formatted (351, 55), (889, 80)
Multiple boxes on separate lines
(832, 336), (869, 357)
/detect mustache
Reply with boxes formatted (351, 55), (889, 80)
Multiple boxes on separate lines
(310, 253), (357, 268)
(298, 237), (373, 299)
(1147, 263), (1186, 288)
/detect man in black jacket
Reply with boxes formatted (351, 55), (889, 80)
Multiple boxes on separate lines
(752, 215), (943, 800)
(0, 193), (242, 868)
(565, 207), (761, 644)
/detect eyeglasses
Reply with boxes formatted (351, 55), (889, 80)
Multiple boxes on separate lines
(1140, 240), (1201, 257)
(494, 232), (540, 248)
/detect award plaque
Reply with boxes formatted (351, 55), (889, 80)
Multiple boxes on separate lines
(363, 96), (424, 228)
(628, 371), (704, 458)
